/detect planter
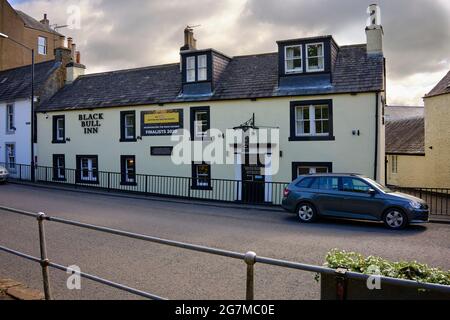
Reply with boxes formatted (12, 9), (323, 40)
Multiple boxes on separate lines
(321, 273), (450, 300)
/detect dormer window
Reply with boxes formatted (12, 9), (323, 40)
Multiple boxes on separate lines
(285, 45), (302, 73)
(186, 56), (196, 82)
(306, 43), (324, 72)
(186, 55), (208, 83)
(197, 55), (207, 81)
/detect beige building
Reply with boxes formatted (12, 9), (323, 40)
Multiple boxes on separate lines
(0, 0), (65, 71)
(386, 71), (450, 188)
(34, 16), (386, 203)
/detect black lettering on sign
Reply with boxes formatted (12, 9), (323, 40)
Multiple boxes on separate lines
(79, 113), (104, 134)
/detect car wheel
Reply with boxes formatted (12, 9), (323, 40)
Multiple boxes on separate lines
(297, 203), (317, 223)
(383, 208), (408, 230)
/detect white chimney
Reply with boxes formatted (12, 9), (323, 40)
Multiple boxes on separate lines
(365, 4), (383, 55)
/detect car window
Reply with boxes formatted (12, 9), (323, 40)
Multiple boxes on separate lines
(309, 177), (338, 190)
(318, 177), (339, 191)
(342, 177), (371, 193)
(296, 177), (314, 188)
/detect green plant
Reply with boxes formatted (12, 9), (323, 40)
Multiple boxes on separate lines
(318, 249), (450, 286)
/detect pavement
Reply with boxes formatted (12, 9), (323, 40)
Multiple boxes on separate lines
(0, 183), (449, 300)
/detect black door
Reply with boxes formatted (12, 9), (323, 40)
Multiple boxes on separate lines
(242, 163), (265, 203)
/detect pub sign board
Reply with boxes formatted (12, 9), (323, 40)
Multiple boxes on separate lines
(141, 109), (184, 136)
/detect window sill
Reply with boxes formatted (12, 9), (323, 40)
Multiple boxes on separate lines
(120, 138), (137, 143)
(289, 136), (335, 141)
(52, 177), (67, 182)
(52, 140), (66, 144)
(191, 185), (213, 191)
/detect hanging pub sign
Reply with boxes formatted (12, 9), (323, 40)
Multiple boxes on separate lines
(141, 109), (183, 136)
(79, 113), (103, 134)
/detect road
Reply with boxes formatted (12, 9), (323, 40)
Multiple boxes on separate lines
(0, 183), (449, 300)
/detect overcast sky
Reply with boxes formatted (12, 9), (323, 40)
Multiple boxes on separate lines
(10, 0), (450, 106)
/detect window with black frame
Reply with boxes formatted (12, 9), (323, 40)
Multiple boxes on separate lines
(76, 155), (99, 184)
(192, 162), (211, 189)
(120, 111), (136, 142)
(52, 115), (65, 143)
(52, 154), (66, 181)
(121, 155), (136, 185)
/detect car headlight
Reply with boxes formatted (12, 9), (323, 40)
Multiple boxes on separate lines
(409, 201), (422, 209)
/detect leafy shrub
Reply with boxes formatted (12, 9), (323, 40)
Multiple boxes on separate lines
(322, 249), (450, 285)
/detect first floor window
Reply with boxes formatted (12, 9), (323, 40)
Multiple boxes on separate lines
(38, 36), (47, 55)
(292, 162), (332, 180)
(191, 107), (210, 139)
(52, 115), (65, 143)
(306, 43), (325, 72)
(53, 155), (65, 180)
(285, 45), (302, 73)
(290, 100), (333, 141)
(76, 155), (98, 184)
(121, 155), (136, 185)
(6, 104), (15, 133)
(391, 155), (398, 174)
(120, 111), (136, 141)
(5, 143), (16, 171)
(192, 162), (211, 189)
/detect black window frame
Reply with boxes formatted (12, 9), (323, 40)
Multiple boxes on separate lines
(182, 51), (213, 84)
(120, 111), (136, 142)
(120, 155), (137, 186)
(52, 154), (66, 181)
(76, 155), (99, 184)
(292, 162), (333, 181)
(6, 103), (15, 134)
(52, 115), (66, 144)
(289, 99), (334, 141)
(190, 106), (210, 140)
(191, 162), (212, 190)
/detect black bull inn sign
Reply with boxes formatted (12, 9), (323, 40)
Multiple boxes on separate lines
(79, 113), (104, 134)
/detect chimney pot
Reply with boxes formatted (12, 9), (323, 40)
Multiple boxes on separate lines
(76, 51), (81, 64)
(67, 37), (73, 49)
(71, 43), (76, 61)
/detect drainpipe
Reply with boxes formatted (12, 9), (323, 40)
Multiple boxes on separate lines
(374, 92), (379, 181)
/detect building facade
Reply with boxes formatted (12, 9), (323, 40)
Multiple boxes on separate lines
(0, 0), (66, 71)
(386, 71), (450, 188)
(35, 18), (386, 202)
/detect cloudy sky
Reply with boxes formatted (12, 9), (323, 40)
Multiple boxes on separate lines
(10, 0), (450, 106)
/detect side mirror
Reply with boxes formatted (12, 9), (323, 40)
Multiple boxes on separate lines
(368, 188), (377, 196)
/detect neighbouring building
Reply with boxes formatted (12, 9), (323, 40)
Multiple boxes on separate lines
(386, 71), (450, 188)
(0, 41), (85, 176)
(0, 0), (66, 71)
(35, 8), (386, 203)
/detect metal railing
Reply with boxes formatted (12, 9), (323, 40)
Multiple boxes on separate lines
(1, 162), (289, 205)
(1, 205), (450, 300)
(388, 185), (450, 216)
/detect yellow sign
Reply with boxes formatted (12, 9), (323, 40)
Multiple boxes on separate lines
(144, 111), (179, 124)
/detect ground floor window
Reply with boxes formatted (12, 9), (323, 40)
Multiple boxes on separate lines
(121, 155), (136, 185)
(76, 155), (99, 184)
(292, 162), (332, 180)
(391, 155), (398, 174)
(52, 154), (66, 181)
(5, 143), (16, 172)
(192, 162), (211, 189)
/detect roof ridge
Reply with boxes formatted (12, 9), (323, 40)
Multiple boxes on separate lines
(79, 62), (180, 78)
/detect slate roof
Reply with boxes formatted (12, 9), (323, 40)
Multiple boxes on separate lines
(385, 105), (424, 122)
(0, 60), (61, 102)
(425, 70), (450, 98)
(385, 117), (425, 155)
(39, 43), (384, 111)
(16, 11), (64, 37)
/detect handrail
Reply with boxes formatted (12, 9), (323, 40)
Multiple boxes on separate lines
(1, 205), (450, 300)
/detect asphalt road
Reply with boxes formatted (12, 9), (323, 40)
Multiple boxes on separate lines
(0, 183), (449, 300)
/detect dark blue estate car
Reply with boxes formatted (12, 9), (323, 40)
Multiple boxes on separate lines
(281, 174), (429, 229)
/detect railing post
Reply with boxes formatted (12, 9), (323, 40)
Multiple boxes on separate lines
(244, 251), (256, 300)
(37, 212), (52, 300)
(335, 268), (347, 300)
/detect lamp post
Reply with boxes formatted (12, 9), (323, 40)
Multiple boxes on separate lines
(0, 33), (35, 182)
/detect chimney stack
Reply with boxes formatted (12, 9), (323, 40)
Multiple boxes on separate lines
(40, 13), (49, 26)
(365, 4), (383, 55)
(180, 26), (197, 51)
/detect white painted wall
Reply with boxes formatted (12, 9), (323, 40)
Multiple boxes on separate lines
(36, 93), (384, 184)
(0, 98), (32, 168)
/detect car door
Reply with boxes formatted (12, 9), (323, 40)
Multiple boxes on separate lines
(338, 177), (385, 220)
(309, 176), (342, 216)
